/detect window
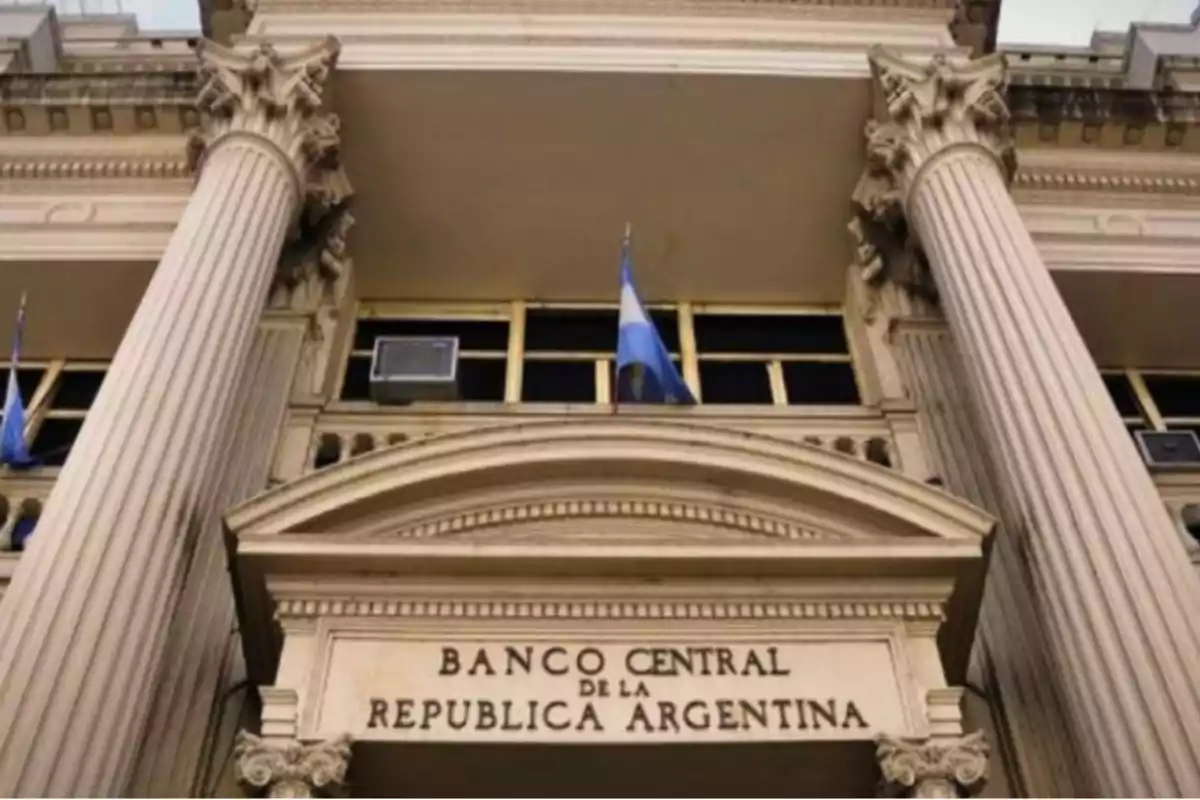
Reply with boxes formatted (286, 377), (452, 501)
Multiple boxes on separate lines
(0, 361), (108, 469)
(1101, 369), (1200, 440)
(694, 311), (858, 406)
(343, 314), (509, 402)
(339, 302), (860, 407)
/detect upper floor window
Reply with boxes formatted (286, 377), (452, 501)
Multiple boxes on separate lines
(1102, 369), (1200, 440)
(339, 302), (860, 407)
(1, 361), (108, 468)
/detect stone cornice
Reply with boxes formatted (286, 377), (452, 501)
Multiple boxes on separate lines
(1007, 82), (1200, 151)
(0, 70), (202, 136)
(253, 0), (958, 15)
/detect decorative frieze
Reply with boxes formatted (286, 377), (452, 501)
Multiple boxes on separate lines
(274, 597), (948, 621)
(0, 71), (202, 136)
(877, 731), (990, 798)
(234, 732), (353, 799)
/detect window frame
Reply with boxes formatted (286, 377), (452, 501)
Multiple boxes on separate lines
(0, 359), (108, 467)
(341, 300), (861, 408)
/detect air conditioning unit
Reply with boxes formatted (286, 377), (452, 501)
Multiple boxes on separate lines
(369, 336), (459, 403)
(1134, 430), (1200, 470)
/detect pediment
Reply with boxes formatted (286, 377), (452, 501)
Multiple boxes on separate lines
(226, 420), (996, 686)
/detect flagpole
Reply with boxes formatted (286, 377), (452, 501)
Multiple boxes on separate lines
(612, 223), (631, 416)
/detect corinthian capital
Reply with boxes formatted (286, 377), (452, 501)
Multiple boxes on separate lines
(191, 38), (343, 195)
(865, 48), (1015, 190)
(876, 731), (990, 798)
(234, 731), (353, 799)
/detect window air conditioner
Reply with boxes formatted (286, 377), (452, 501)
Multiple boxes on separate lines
(369, 336), (459, 403)
(1134, 430), (1200, 470)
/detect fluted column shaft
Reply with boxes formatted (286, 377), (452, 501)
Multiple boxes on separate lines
(127, 325), (308, 797)
(863, 49), (1200, 797)
(0, 38), (343, 797)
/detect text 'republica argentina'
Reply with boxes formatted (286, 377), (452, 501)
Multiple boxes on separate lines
(366, 645), (870, 737)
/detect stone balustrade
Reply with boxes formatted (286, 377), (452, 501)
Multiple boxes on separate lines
(300, 405), (901, 477)
(0, 475), (53, 553)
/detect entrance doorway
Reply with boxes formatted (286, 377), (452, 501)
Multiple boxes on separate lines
(347, 741), (880, 797)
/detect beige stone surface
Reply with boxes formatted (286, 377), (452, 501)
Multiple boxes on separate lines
(862, 47), (1200, 797)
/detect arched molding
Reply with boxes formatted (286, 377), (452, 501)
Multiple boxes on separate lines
(228, 419), (993, 542)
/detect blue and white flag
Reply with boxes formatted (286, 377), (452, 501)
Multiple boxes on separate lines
(615, 227), (696, 405)
(1, 294), (35, 469)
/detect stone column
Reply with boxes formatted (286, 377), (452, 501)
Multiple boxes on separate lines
(858, 47), (1200, 797)
(877, 732), (989, 798)
(234, 732), (353, 799)
(0, 38), (346, 797)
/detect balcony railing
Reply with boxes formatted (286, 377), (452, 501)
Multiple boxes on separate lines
(0, 470), (53, 553)
(1155, 472), (1200, 567)
(298, 402), (899, 478)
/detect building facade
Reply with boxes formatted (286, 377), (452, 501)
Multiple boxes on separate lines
(0, 0), (1199, 796)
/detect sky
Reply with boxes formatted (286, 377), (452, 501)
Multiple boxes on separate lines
(998, 0), (1196, 46)
(44, 0), (1200, 44)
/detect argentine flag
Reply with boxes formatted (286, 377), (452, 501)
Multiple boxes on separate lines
(1, 294), (35, 469)
(615, 227), (696, 405)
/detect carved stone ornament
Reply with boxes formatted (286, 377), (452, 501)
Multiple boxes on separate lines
(190, 37), (356, 304)
(189, 37), (345, 199)
(234, 731), (353, 799)
(876, 730), (990, 798)
(848, 49), (1014, 304)
(864, 47), (1016, 188)
(848, 170), (937, 306)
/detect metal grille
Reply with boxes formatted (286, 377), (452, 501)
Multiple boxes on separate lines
(372, 338), (459, 381)
(1136, 430), (1200, 466)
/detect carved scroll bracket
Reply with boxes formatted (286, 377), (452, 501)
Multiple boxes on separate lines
(234, 731), (354, 799)
(876, 730), (990, 798)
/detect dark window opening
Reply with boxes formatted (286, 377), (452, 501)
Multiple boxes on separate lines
(30, 417), (84, 467)
(13, 368), (42, 402)
(1144, 374), (1200, 418)
(1102, 373), (1141, 418)
(695, 314), (848, 355)
(525, 309), (618, 353)
(52, 370), (106, 410)
(341, 356), (372, 400)
(522, 360), (595, 403)
(456, 358), (507, 401)
(353, 318), (509, 352)
(525, 308), (679, 354)
(699, 361), (772, 404)
(783, 362), (860, 405)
